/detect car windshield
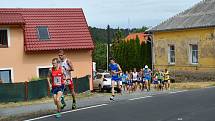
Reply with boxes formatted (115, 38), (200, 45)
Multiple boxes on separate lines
(104, 74), (111, 78)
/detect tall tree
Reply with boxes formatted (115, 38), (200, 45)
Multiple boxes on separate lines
(92, 42), (107, 70)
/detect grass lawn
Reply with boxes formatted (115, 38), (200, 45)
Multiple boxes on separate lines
(0, 91), (95, 109)
(171, 81), (215, 90)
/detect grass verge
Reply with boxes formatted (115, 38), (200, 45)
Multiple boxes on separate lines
(171, 81), (215, 90)
(0, 91), (94, 109)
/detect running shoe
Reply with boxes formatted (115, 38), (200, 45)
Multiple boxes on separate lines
(55, 112), (61, 118)
(110, 96), (114, 101)
(61, 96), (66, 109)
(72, 102), (77, 110)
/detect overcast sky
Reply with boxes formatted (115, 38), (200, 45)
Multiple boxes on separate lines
(0, 0), (202, 28)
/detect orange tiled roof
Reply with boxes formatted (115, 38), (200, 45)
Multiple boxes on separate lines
(0, 8), (94, 51)
(125, 32), (146, 43)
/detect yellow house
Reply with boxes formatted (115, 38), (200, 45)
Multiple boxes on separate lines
(0, 8), (94, 89)
(149, 0), (215, 81)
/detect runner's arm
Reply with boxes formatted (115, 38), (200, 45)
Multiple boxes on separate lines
(117, 64), (122, 74)
(66, 59), (74, 71)
(62, 67), (66, 80)
(47, 69), (52, 89)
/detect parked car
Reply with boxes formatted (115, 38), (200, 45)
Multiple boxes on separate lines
(93, 72), (122, 92)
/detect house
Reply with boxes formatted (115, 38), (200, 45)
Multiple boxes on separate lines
(125, 32), (147, 44)
(149, 0), (215, 81)
(0, 8), (94, 89)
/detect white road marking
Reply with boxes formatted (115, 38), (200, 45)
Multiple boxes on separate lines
(177, 117), (183, 120)
(170, 90), (188, 94)
(24, 103), (108, 121)
(129, 96), (152, 101)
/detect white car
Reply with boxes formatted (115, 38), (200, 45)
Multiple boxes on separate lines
(93, 72), (122, 92)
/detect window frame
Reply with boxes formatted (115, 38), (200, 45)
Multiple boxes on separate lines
(0, 28), (10, 48)
(36, 26), (50, 40)
(0, 68), (14, 83)
(36, 66), (51, 79)
(168, 44), (175, 65)
(189, 44), (198, 64)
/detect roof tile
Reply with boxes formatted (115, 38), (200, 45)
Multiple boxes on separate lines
(0, 8), (94, 51)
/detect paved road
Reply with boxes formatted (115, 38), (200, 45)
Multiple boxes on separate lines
(25, 87), (215, 121)
(0, 90), (169, 117)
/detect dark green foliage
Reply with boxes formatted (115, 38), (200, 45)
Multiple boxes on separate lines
(92, 42), (107, 70)
(131, 26), (148, 33)
(89, 26), (149, 71)
(112, 36), (152, 72)
(89, 26), (129, 43)
(88, 26), (148, 43)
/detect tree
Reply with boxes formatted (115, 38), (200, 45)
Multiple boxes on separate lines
(131, 26), (148, 33)
(90, 26), (150, 71)
(111, 35), (151, 71)
(92, 42), (107, 70)
(111, 29), (125, 63)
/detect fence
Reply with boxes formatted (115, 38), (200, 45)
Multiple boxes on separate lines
(0, 76), (90, 102)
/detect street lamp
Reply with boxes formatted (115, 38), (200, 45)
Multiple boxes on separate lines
(106, 43), (112, 71)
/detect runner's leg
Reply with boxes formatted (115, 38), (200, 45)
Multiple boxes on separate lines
(68, 80), (76, 109)
(55, 91), (63, 118)
(110, 80), (115, 100)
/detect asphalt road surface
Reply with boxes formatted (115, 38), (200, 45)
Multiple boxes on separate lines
(25, 87), (215, 121)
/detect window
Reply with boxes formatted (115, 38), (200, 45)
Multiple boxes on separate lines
(168, 45), (175, 64)
(190, 44), (198, 64)
(0, 29), (8, 47)
(96, 74), (102, 79)
(0, 70), (12, 83)
(39, 68), (49, 78)
(37, 26), (50, 40)
(104, 74), (111, 78)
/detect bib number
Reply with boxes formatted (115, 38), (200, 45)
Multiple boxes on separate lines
(112, 70), (117, 76)
(65, 79), (71, 85)
(54, 77), (62, 86)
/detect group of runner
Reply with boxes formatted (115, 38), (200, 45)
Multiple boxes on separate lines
(48, 53), (171, 117)
(121, 67), (171, 92)
(109, 58), (171, 100)
(47, 50), (77, 118)
(121, 66), (151, 93)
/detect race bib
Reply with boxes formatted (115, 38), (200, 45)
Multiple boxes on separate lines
(112, 70), (117, 76)
(54, 77), (62, 86)
(65, 79), (71, 85)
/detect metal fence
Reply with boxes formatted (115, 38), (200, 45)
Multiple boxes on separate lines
(0, 76), (90, 102)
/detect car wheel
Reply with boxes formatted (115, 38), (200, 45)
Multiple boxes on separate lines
(107, 88), (111, 93)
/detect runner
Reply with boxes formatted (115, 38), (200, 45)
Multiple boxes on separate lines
(141, 69), (145, 91)
(125, 71), (130, 93)
(152, 69), (159, 90)
(143, 65), (151, 91)
(132, 68), (138, 92)
(128, 70), (133, 93)
(121, 72), (127, 92)
(164, 69), (171, 90)
(138, 69), (143, 91)
(109, 58), (122, 101)
(47, 58), (65, 118)
(157, 69), (164, 91)
(58, 50), (77, 110)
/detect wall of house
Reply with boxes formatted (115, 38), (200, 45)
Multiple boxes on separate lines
(153, 27), (215, 81)
(0, 25), (93, 90)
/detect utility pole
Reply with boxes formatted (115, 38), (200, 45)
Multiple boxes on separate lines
(107, 25), (111, 71)
(145, 32), (153, 72)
